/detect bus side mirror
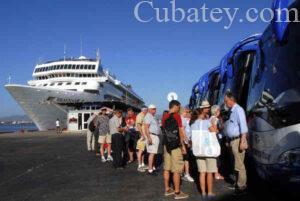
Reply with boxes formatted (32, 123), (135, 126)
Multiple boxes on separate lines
(272, 0), (290, 42)
(258, 90), (275, 107)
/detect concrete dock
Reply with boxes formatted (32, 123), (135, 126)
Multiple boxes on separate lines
(0, 132), (294, 201)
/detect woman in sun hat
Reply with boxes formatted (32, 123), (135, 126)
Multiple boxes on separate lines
(189, 100), (218, 198)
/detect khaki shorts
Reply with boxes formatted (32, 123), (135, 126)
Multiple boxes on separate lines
(98, 133), (112, 144)
(136, 138), (146, 151)
(146, 134), (159, 154)
(164, 147), (184, 174)
(196, 158), (217, 173)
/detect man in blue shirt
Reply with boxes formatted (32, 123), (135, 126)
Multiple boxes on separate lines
(224, 91), (248, 194)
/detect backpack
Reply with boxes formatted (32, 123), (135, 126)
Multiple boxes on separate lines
(88, 117), (96, 132)
(162, 113), (181, 153)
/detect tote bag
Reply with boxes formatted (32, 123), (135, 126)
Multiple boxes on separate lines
(191, 121), (220, 157)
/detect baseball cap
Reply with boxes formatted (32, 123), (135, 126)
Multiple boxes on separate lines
(148, 104), (156, 109)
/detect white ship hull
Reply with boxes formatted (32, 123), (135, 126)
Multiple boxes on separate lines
(5, 84), (104, 131)
(5, 56), (144, 131)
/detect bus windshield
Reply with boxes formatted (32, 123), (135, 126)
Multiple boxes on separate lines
(248, 17), (300, 128)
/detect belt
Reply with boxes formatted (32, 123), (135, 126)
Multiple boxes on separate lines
(151, 133), (159, 136)
(228, 136), (240, 141)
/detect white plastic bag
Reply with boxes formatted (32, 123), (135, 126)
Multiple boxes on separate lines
(192, 129), (220, 158)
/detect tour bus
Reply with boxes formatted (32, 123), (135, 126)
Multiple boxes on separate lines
(189, 34), (260, 110)
(246, 0), (300, 184)
(189, 67), (221, 109)
(188, 0), (300, 185)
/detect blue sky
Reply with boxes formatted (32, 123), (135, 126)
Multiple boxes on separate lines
(0, 0), (273, 117)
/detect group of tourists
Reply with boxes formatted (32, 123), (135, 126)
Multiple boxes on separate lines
(86, 91), (248, 200)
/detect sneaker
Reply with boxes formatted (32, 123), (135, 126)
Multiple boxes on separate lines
(142, 165), (148, 170)
(183, 174), (194, 182)
(107, 155), (113, 162)
(174, 191), (189, 200)
(101, 156), (106, 163)
(137, 166), (146, 172)
(164, 188), (175, 196)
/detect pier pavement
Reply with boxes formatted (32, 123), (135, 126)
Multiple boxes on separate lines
(0, 131), (293, 201)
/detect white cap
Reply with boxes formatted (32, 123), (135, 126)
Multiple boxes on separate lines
(148, 104), (156, 109)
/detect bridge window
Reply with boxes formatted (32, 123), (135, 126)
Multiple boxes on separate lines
(57, 83), (63, 86)
(84, 65), (88, 69)
(82, 82), (87, 85)
(92, 65), (96, 69)
(68, 65), (72, 69)
(79, 74), (83, 77)
(66, 82), (71, 85)
(76, 65), (80, 69)
(72, 65), (75, 69)
(80, 65), (84, 69)
(50, 83), (55, 86)
(43, 84), (48, 86)
(59, 65), (63, 69)
(88, 65), (91, 69)
(83, 74), (87, 77)
(75, 82), (80, 85)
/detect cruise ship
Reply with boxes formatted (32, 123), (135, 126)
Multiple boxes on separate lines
(5, 53), (144, 131)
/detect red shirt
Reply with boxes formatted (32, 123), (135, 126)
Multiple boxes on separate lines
(162, 112), (182, 128)
(125, 115), (136, 128)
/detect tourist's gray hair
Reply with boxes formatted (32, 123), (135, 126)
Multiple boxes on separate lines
(211, 105), (220, 116)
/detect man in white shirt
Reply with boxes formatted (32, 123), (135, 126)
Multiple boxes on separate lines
(56, 119), (61, 134)
(144, 104), (161, 175)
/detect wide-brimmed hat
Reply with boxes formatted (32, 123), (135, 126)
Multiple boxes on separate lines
(199, 100), (211, 109)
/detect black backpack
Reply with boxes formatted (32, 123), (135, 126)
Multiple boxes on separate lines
(162, 113), (181, 153)
(88, 118), (96, 132)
